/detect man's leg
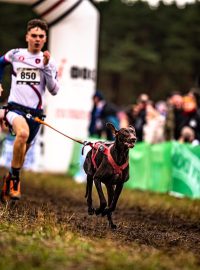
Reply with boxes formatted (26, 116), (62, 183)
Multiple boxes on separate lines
(12, 116), (30, 168)
(1, 116), (29, 202)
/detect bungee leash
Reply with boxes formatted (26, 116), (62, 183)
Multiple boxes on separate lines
(31, 115), (93, 154)
(0, 104), (95, 154)
(32, 116), (86, 145)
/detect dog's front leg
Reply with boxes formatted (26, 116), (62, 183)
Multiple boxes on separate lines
(107, 212), (117, 229)
(105, 184), (117, 229)
(102, 182), (123, 215)
(85, 175), (95, 215)
(109, 182), (124, 212)
(106, 184), (114, 207)
(94, 178), (107, 215)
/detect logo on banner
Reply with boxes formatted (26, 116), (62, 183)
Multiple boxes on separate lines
(70, 66), (96, 81)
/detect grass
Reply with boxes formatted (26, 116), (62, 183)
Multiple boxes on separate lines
(0, 171), (200, 270)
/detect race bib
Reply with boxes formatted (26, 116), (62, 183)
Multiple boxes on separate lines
(16, 68), (40, 85)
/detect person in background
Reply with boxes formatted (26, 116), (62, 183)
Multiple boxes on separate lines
(88, 91), (120, 141)
(178, 126), (199, 146)
(0, 18), (59, 202)
(164, 91), (184, 141)
(180, 94), (200, 142)
(143, 101), (166, 144)
(126, 93), (149, 142)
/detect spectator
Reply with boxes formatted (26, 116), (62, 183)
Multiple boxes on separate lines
(180, 94), (200, 142)
(178, 126), (199, 146)
(164, 91), (184, 140)
(126, 93), (149, 142)
(88, 91), (120, 141)
(143, 101), (165, 144)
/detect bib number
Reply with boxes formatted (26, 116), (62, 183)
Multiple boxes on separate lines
(16, 68), (40, 85)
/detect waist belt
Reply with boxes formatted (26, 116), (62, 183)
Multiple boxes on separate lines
(7, 102), (46, 119)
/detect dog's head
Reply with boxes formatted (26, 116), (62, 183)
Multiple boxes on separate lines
(106, 122), (137, 148)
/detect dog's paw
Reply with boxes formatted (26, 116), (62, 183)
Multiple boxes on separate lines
(88, 207), (95, 215)
(95, 208), (102, 215)
(102, 207), (111, 216)
(110, 223), (117, 230)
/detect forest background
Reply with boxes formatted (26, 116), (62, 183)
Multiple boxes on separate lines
(0, 0), (200, 106)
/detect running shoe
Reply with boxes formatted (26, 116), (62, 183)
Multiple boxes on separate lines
(1, 174), (21, 202)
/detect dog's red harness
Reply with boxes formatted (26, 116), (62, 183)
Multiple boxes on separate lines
(91, 142), (128, 176)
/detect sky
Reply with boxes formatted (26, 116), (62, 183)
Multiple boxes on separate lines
(94, 0), (197, 7)
(1, 0), (198, 7)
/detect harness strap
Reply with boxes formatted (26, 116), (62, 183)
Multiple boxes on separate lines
(91, 142), (104, 169)
(91, 142), (128, 176)
(1, 102), (46, 135)
(107, 146), (129, 176)
(6, 102), (45, 119)
(2, 106), (15, 135)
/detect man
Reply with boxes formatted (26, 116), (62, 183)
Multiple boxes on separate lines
(0, 18), (59, 202)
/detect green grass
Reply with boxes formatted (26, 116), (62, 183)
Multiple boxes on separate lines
(0, 172), (200, 270)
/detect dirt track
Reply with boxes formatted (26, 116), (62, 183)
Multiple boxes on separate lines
(2, 177), (199, 262)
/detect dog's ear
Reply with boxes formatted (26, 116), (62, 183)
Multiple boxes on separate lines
(106, 122), (118, 136)
(129, 125), (136, 136)
(129, 125), (135, 130)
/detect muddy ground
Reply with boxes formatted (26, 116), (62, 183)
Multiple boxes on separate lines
(1, 174), (199, 263)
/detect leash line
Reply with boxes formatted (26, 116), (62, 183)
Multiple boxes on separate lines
(33, 116), (87, 146)
(0, 105), (93, 152)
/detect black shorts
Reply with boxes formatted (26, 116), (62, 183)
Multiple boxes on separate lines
(6, 102), (45, 144)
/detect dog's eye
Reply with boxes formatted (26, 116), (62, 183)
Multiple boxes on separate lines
(121, 130), (129, 136)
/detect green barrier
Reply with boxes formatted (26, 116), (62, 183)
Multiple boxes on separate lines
(126, 142), (151, 191)
(67, 142), (82, 177)
(148, 142), (172, 193)
(68, 139), (200, 199)
(171, 142), (200, 199)
(126, 142), (172, 193)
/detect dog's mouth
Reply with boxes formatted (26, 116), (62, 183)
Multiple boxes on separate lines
(125, 137), (137, 148)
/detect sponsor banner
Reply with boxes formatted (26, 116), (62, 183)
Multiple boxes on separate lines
(171, 142), (200, 198)
(68, 140), (200, 199)
(0, 135), (42, 171)
(41, 0), (100, 172)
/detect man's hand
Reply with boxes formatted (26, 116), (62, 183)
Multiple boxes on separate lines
(0, 84), (3, 97)
(43, 50), (51, 66)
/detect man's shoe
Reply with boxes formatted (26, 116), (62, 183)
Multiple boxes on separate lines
(1, 175), (11, 203)
(9, 176), (21, 200)
(1, 174), (21, 202)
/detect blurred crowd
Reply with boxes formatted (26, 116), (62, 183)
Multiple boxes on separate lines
(89, 88), (200, 145)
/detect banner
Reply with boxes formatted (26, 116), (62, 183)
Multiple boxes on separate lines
(126, 142), (172, 193)
(68, 140), (200, 199)
(37, 0), (100, 172)
(0, 134), (41, 171)
(171, 142), (200, 198)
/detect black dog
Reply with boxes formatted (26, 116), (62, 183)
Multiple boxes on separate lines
(83, 123), (137, 229)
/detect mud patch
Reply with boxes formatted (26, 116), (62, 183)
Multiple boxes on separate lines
(1, 176), (199, 261)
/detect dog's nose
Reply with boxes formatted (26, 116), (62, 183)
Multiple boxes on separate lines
(130, 138), (137, 143)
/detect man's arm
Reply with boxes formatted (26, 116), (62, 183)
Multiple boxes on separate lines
(43, 51), (59, 96)
(0, 55), (10, 97)
(0, 84), (3, 97)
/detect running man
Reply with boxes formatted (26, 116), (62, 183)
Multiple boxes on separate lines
(0, 18), (59, 202)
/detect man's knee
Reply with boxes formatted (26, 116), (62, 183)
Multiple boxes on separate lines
(16, 129), (29, 143)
